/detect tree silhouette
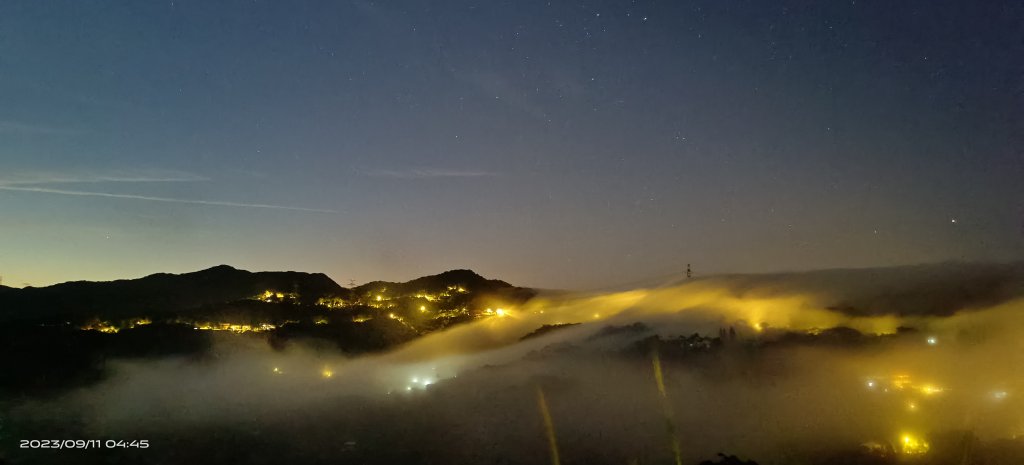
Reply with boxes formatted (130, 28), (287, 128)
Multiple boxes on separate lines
(697, 453), (760, 465)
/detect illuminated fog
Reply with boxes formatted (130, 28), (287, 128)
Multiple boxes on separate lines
(14, 262), (1024, 464)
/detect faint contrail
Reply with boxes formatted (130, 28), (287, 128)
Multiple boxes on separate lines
(0, 185), (336, 213)
(0, 175), (209, 185)
(365, 168), (497, 179)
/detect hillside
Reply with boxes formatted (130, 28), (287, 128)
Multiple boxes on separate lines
(0, 266), (537, 396)
(0, 266), (535, 327)
(0, 265), (346, 323)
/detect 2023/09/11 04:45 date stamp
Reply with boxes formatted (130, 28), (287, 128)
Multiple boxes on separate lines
(20, 439), (149, 449)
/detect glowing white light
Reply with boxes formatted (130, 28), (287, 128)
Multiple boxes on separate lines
(866, 380), (875, 388)
(926, 336), (937, 345)
(993, 391), (1009, 401)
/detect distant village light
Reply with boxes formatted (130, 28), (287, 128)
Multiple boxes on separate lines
(900, 433), (929, 455)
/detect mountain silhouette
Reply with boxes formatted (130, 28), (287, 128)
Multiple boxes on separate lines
(1, 265), (338, 323)
(355, 269), (520, 296)
(0, 266), (530, 324)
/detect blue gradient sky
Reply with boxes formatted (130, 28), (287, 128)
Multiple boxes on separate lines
(1, 0), (1020, 289)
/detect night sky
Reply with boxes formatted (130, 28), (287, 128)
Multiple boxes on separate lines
(1, 1), (1020, 289)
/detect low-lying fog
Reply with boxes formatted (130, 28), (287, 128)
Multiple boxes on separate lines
(10, 262), (1024, 464)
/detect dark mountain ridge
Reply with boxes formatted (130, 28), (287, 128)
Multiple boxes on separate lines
(355, 269), (516, 296)
(0, 266), (535, 396)
(0, 265), (526, 324)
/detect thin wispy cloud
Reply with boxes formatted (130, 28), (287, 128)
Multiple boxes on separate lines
(0, 185), (337, 213)
(0, 170), (334, 213)
(366, 168), (497, 179)
(0, 121), (84, 136)
(0, 171), (209, 185)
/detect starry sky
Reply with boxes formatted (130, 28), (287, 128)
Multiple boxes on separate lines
(0, 0), (1021, 289)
